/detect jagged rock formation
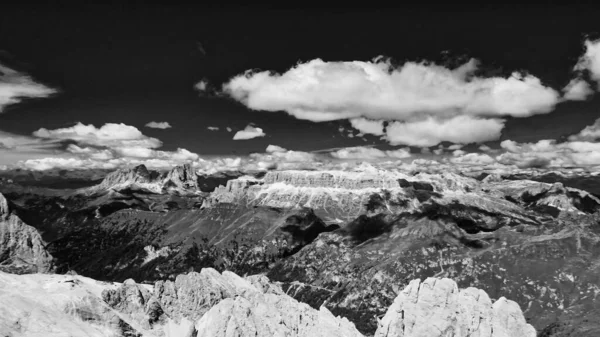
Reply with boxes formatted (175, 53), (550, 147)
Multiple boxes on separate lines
(374, 277), (536, 337)
(162, 163), (199, 192)
(0, 193), (53, 274)
(100, 268), (362, 336)
(0, 268), (534, 337)
(0, 271), (135, 337)
(83, 164), (247, 197)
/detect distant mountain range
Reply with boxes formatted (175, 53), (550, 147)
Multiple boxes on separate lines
(1, 164), (600, 336)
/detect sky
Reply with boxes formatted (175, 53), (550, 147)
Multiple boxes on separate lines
(3, 4), (600, 172)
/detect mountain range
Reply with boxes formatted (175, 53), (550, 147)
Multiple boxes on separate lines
(1, 163), (600, 336)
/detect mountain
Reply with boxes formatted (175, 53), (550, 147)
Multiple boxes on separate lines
(0, 268), (530, 337)
(0, 192), (53, 274)
(2, 166), (600, 335)
(375, 277), (536, 337)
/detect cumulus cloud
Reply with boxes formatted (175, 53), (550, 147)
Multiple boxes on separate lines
(7, 122), (201, 170)
(385, 115), (505, 147)
(34, 122), (162, 149)
(207, 126), (219, 131)
(265, 144), (287, 153)
(145, 121), (172, 129)
(329, 146), (411, 160)
(349, 118), (385, 136)
(496, 126), (600, 167)
(223, 58), (560, 122)
(450, 152), (495, 165)
(232, 125), (266, 140)
(563, 78), (593, 100)
(0, 63), (57, 113)
(221, 57), (564, 147)
(195, 80), (208, 91)
(568, 118), (600, 141)
(574, 39), (600, 85)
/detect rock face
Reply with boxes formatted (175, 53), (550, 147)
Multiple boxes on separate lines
(0, 268), (534, 337)
(374, 277), (536, 337)
(195, 291), (362, 337)
(100, 267), (363, 337)
(162, 163), (198, 192)
(0, 193), (53, 274)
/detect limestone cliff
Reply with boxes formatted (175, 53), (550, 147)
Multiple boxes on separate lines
(0, 193), (53, 274)
(374, 277), (536, 337)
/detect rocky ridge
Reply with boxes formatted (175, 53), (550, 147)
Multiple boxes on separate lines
(0, 268), (532, 337)
(375, 277), (536, 337)
(0, 193), (53, 274)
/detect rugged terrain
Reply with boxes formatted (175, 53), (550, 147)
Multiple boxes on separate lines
(1, 164), (600, 336)
(0, 268), (532, 337)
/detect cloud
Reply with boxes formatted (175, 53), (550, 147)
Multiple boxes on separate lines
(5, 122), (201, 170)
(496, 125), (600, 167)
(207, 126), (219, 131)
(34, 122), (162, 149)
(226, 127), (232, 132)
(223, 57), (561, 122)
(349, 118), (385, 136)
(145, 121), (172, 129)
(574, 39), (600, 85)
(384, 115), (505, 147)
(195, 80), (208, 91)
(232, 125), (266, 140)
(265, 144), (287, 153)
(0, 63), (57, 113)
(447, 144), (463, 150)
(563, 78), (593, 100)
(222, 57), (564, 147)
(568, 118), (600, 141)
(329, 146), (411, 160)
(450, 152), (495, 165)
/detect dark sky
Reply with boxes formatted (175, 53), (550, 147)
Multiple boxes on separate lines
(1, 3), (600, 155)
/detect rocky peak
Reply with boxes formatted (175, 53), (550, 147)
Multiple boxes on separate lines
(163, 163), (198, 191)
(374, 277), (536, 337)
(102, 164), (153, 186)
(0, 192), (9, 220)
(0, 192), (54, 274)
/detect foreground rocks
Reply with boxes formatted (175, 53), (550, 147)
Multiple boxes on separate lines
(0, 193), (53, 274)
(375, 278), (536, 337)
(0, 268), (533, 337)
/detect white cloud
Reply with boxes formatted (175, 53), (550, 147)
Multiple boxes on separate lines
(329, 146), (411, 160)
(265, 145), (287, 153)
(0, 63), (57, 113)
(226, 127), (233, 132)
(223, 57), (560, 123)
(384, 115), (505, 147)
(568, 118), (600, 141)
(207, 126), (219, 131)
(349, 118), (385, 136)
(447, 144), (463, 150)
(145, 121), (172, 129)
(450, 152), (495, 165)
(574, 39), (600, 85)
(4, 122), (201, 170)
(452, 149), (467, 156)
(34, 122), (162, 149)
(195, 80), (208, 91)
(478, 144), (492, 152)
(232, 125), (266, 140)
(563, 78), (593, 100)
